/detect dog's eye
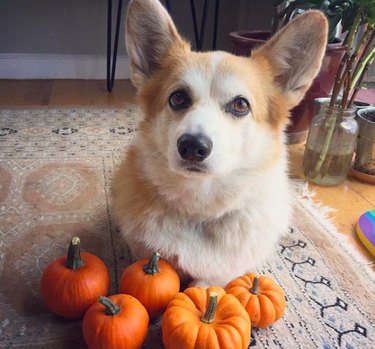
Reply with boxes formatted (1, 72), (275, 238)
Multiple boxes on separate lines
(169, 90), (191, 110)
(226, 96), (250, 117)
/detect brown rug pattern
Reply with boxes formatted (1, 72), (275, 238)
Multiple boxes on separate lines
(0, 107), (374, 349)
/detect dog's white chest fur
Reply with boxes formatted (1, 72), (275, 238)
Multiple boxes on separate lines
(115, 145), (291, 286)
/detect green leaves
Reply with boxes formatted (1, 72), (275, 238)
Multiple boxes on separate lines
(272, 0), (374, 41)
(354, 0), (375, 23)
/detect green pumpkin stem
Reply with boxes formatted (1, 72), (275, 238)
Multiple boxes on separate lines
(250, 276), (260, 295)
(98, 296), (121, 316)
(65, 237), (85, 270)
(143, 252), (161, 275)
(201, 292), (218, 324)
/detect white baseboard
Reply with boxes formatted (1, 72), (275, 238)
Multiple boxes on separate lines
(0, 53), (130, 79)
(1, 53), (372, 82)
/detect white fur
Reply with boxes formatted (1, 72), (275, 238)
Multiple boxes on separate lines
(113, 0), (327, 287)
(134, 159), (290, 287)
(165, 53), (261, 178)
(117, 54), (292, 286)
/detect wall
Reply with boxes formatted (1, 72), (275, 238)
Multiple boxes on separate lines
(0, 0), (272, 79)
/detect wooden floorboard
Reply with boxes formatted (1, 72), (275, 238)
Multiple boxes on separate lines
(48, 80), (137, 106)
(1, 79), (374, 267)
(0, 79), (137, 107)
(23, 79), (53, 106)
(0, 80), (30, 106)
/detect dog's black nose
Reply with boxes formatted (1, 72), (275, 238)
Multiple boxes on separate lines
(177, 134), (213, 162)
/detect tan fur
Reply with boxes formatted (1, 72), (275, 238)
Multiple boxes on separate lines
(254, 10), (328, 108)
(112, 0), (328, 286)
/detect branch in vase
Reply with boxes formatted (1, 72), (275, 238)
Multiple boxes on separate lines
(350, 32), (375, 90)
(341, 65), (353, 108)
(330, 12), (363, 108)
(330, 52), (349, 107)
(354, 24), (375, 63)
(346, 12), (362, 53)
(348, 50), (375, 107)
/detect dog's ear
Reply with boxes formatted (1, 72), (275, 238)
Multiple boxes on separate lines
(253, 11), (328, 109)
(126, 0), (188, 89)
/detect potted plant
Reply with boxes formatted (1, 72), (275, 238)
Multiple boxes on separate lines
(272, 0), (348, 40)
(230, 0), (349, 55)
(302, 0), (375, 186)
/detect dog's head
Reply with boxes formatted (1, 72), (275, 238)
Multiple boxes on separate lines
(126, 0), (327, 178)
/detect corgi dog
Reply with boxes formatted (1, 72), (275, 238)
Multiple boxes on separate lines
(112, 0), (328, 286)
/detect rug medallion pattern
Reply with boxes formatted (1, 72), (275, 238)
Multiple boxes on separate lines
(0, 108), (374, 348)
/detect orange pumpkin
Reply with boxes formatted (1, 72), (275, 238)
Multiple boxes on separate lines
(162, 286), (251, 349)
(119, 252), (180, 318)
(83, 294), (149, 349)
(40, 237), (110, 318)
(225, 273), (286, 328)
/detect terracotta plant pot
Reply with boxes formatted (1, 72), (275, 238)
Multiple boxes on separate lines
(229, 31), (346, 144)
(229, 30), (271, 56)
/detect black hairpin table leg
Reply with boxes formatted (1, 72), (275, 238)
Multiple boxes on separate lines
(189, 0), (220, 51)
(165, 0), (172, 13)
(198, 0), (209, 50)
(107, 0), (172, 92)
(107, 0), (124, 92)
(190, 0), (209, 50)
(212, 0), (220, 50)
(190, 0), (200, 50)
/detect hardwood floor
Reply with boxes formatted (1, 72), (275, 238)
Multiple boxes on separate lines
(1, 79), (374, 266)
(0, 79), (137, 107)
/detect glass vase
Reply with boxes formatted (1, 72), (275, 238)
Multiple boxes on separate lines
(302, 105), (358, 186)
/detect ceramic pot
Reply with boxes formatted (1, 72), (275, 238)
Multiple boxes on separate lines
(229, 30), (271, 56)
(354, 107), (375, 177)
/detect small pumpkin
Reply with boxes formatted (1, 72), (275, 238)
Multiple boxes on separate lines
(40, 236), (110, 318)
(83, 294), (149, 349)
(225, 273), (286, 328)
(162, 286), (251, 349)
(119, 252), (180, 318)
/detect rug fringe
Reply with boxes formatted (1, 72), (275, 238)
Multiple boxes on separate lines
(292, 180), (375, 281)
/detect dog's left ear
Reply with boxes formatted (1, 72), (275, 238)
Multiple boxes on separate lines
(253, 11), (328, 109)
(126, 0), (189, 89)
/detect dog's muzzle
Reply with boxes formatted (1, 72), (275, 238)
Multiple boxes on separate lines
(177, 133), (213, 162)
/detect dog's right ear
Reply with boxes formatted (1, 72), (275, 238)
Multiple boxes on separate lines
(252, 11), (328, 110)
(126, 0), (188, 89)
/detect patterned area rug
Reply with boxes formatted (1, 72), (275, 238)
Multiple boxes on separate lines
(0, 107), (374, 349)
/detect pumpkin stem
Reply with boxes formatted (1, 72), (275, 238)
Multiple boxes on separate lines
(201, 292), (218, 324)
(250, 276), (260, 295)
(143, 252), (161, 275)
(65, 236), (85, 270)
(98, 296), (121, 316)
